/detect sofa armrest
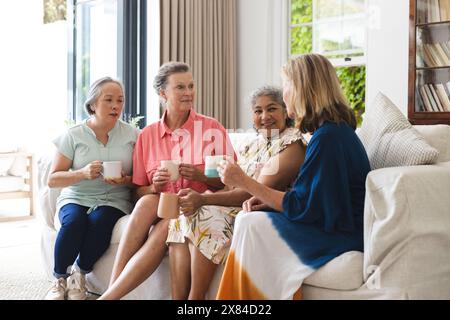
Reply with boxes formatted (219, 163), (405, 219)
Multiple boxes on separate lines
(363, 161), (450, 292)
(37, 154), (61, 229)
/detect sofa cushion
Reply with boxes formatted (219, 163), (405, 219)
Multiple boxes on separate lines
(358, 92), (439, 169)
(414, 125), (450, 163)
(303, 251), (364, 290)
(111, 215), (130, 244)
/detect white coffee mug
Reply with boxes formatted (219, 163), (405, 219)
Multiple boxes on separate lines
(160, 160), (180, 181)
(102, 161), (122, 179)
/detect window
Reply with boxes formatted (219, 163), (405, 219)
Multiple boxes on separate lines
(289, 0), (367, 125)
(68, 0), (147, 127)
(290, 0), (367, 66)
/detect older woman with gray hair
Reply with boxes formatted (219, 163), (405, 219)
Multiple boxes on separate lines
(165, 85), (307, 300)
(99, 61), (235, 300)
(45, 77), (139, 300)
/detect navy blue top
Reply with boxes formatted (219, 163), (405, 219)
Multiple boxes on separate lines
(264, 121), (370, 269)
(282, 121), (370, 234)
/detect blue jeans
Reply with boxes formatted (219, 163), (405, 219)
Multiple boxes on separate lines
(53, 203), (125, 278)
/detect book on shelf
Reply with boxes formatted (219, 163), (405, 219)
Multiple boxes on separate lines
(425, 0), (450, 23)
(444, 82), (450, 95)
(422, 44), (439, 66)
(423, 84), (438, 111)
(421, 42), (450, 67)
(419, 82), (450, 112)
(418, 0), (427, 24)
(427, 0), (440, 22)
(419, 85), (433, 111)
(440, 0), (450, 21)
(433, 43), (450, 65)
(435, 83), (450, 111)
(429, 83), (445, 111)
(442, 41), (450, 59)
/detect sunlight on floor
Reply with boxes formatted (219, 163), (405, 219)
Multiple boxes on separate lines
(0, 218), (49, 300)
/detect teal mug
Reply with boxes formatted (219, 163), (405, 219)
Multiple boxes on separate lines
(204, 155), (226, 177)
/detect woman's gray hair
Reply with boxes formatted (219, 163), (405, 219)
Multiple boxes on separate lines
(249, 85), (294, 127)
(153, 61), (191, 95)
(84, 77), (125, 115)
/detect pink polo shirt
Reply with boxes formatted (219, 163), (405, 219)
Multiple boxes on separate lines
(133, 109), (236, 193)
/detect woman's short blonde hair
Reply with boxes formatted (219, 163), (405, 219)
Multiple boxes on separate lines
(282, 53), (356, 133)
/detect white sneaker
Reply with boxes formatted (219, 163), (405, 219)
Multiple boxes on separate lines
(44, 278), (66, 300)
(67, 271), (87, 300)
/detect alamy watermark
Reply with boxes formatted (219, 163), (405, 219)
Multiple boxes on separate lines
(159, 121), (282, 175)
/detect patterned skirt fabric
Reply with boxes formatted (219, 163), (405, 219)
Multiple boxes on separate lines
(167, 205), (240, 265)
(216, 211), (362, 299)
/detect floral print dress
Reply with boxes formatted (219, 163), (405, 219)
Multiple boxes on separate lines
(166, 127), (305, 264)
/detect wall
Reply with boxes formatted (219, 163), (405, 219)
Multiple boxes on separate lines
(366, 0), (410, 114)
(236, 0), (289, 129)
(0, 0), (67, 154)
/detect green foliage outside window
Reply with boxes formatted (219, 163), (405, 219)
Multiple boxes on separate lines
(336, 66), (366, 126)
(44, 0), (67, 24)
(290, 0), (366, 126)
(290, 0), (312, 55)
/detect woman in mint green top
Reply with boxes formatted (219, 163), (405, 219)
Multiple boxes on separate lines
(54, 117), (138, 215)
(44, 77), (139, 300)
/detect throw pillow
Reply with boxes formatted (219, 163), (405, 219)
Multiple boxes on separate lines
(8, 155), (28, 177)
(358, 92), (439, 169)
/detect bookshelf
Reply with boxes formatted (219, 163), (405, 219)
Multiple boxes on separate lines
(408, 0), (450, 125)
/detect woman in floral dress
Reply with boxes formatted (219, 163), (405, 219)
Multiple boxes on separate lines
(167, 86), (307, 299)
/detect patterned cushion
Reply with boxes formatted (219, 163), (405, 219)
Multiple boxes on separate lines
(358, 92), (439, 170)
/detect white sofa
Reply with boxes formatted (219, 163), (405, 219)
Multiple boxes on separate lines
(38, 126), (450, 299)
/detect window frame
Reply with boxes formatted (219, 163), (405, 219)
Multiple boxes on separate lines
(288, 0), (368, 67)
(67, 0), (147, 128)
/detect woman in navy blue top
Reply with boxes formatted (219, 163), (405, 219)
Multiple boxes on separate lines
(216, 54), (371, 300)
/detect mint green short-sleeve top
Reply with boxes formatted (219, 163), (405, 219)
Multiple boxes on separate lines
(53, 119), (139, 215)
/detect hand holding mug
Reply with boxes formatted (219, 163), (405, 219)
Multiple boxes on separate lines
(217, 159), (246, 188)
(152, 167), (171, 192)
(179, 163), (205, 182)
(178, 188), (204, 216)
(104, 171), (132, 185)
(81, 160), (103, 180)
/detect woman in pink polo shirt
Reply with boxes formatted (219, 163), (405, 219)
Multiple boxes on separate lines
(99, 62), (235, 300)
